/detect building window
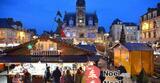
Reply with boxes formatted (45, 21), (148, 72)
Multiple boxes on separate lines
(153, 11), (157, 18)
(148, 32), (151, 38)
(87, 33), (96, 38)
(144, 15), (147, 20)
(144, 32), (146, 38)
(73, 32), (76, 37)
(69, 19), (74, 27)
(80, 33), (84, 38)
(148, 13), (151, 19)
(66, 32), (71, 37)
(88, 18), (93, 26)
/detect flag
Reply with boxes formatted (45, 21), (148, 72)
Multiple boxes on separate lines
(60, 23), (66, 37)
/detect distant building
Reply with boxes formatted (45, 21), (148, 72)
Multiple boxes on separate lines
(63, 0), (104, 44)
(140, 3), (160, 44)
(110, 19), (138, 43)
(0, 18), (33, 48)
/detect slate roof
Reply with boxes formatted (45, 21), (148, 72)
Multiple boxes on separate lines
(0, 18), (13, 28)
(123, 43), (153, 51)
(63, 12), (98, 26)
(0, 18), (23, 29)
(111, 18), (122, 25)
(63, 13), (76, 26)
(0, 55), (100, 62)
(123, 22), (137, 26)
(77, 44), (97, 52)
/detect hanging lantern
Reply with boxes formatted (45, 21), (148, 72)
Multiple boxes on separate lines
(27, 44), (33, 50)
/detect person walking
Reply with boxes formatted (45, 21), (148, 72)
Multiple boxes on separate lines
(44, 67), (51, 83)
(64, 70), (74, 83)
(75, 67), (83, 83)
(60, 71), (65, 83)
(52, 67), (61, 83)
(12, 73), (21, 83)
(23, 69), (31, 83)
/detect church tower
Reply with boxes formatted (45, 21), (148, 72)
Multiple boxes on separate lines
(76, 0), (86, 27)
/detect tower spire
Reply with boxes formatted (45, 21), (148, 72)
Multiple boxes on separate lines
(76, 0), (86, 7)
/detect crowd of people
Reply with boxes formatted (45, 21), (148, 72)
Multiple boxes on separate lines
(44, 66), (84, 83)
(11, 63), (127, 83)
(12, 69), (31, 83)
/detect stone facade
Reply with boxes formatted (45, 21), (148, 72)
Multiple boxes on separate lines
(140, 3), (160, 43)
(110, 19), (138, 43)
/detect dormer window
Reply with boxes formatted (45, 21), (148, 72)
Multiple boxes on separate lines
(88, 18), (93, 26)
(69, 18), (74, 27)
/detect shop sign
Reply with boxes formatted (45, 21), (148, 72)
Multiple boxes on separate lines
(102, 70), (123, 83)
(85, 65), (101, 83)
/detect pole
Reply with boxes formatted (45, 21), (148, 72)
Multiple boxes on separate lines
(7, 63), (9, 83)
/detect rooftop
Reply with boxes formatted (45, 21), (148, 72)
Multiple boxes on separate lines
(123, 43), (153, 51)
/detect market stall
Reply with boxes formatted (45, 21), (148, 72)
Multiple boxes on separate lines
(8, 62), (87, 83)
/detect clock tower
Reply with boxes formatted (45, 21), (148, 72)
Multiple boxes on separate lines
(76, 0), (86, 27)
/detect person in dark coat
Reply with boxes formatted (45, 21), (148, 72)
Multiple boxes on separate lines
(99, 71), (105, 83)
(64, 70), (74, 83)
(52, 67), (61, 83)
(116, 64), (127, 83)
(75, 67), (83, 83)
(44, 67), (51, 83)
(23, 69), (31, 83)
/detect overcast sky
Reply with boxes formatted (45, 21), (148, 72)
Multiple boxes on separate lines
(0, 0), (159, 34)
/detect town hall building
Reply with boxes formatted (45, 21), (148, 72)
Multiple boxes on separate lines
(63, 0), (103, 44)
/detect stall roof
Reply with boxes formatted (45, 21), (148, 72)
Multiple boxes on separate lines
(112, 43), (153, 51)
(0, 55), (100, 63)
(77, 44), (97, 52)
(123, 43), (153, 51)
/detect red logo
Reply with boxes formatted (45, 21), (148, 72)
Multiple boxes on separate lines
(85, 65), (101, 83)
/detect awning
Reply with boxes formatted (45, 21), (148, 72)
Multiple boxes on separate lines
(0, 55), (100, 63)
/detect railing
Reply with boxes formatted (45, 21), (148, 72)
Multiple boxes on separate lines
(31, 50), (58, 55)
